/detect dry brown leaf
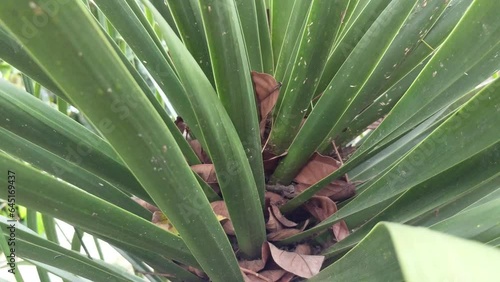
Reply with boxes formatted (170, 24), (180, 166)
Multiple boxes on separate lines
(189, 140), (211, 164)
(293, 153), (355, 202)
(294, 153), (341, 185)
(263, 157), (280, 174)
(242, 269), (273, 282)
(258, 269), (286, 282)
(267, 229), (301, 241)
(277, 272), (295, 282)
(211, 201), (235, 235)
(294, 244), (312, 255)
(303, 196), (338, 221)
(265, 192), (286, 207)
(240, 260), (267, 274)
(131, 196), (159, 213)
(239, 243), (270, 273)
(295, 182), (355, 202)
(251, 71), (281, 121)
(191, 164), (217, 183)
(270, 205), (297, 228)
(303, 196), (350, 242)
(299, 219), (310, 231)
(333, 220), (350, 241)
(266, 207), (283, 232)
(187, 266), (207, 279)
(267, 242), (324, 279)
(315, 180), (356, 201)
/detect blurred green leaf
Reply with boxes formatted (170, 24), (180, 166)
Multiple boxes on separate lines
(310, 223), (500, 282)
(1, 217), (144, 282)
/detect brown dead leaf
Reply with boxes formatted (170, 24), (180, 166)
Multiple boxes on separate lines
(263, 150), (286, 174)
(240, 262), (268, 277)
(258, 269), (286, 281)
(267, 242), (324, 279)
(333, 220), (350, 241)
(315, 180), (356, 201)
(299, 219), (310, 231)
(131, 196), (159, 213)
(270, 205), (297, 228)
(295, 181), (355, 202)
(294, 244), (312, 255)
(267, 228), (301, 241)
(242, 269), (273, 282)
(211, 201), (235, 235)
(251, 71), (281, 121)
(266, 207), (282, 232)
(303, 196), (350, 242)
(189, 140), (211, 163)
(239, 243), (270, 273)
(175, 116), (187, 133)
(294, 153), (341, 185)
(293, 153), (356, 202)
(277, 272), (295, 282)
(303, 196), (338, 221)
(191, 164), (217, 184)
(265, 192), (286, 207)
(187, 266), (207, 279)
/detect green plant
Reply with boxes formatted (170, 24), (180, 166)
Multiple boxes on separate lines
(0, 0), (499, 281)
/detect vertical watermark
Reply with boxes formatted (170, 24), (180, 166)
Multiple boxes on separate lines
(6, 170), (17, 275)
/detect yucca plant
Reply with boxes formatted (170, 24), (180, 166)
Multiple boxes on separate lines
(0, 0), (499, 281)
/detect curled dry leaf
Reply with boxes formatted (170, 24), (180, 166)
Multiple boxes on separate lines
(252, 71), (281, 141)
(270, 205), (297, 228)
(251, 71), (281, 121)
(333, 220), (350, 241)
(266, 207), (282, 233)
(265, 191), (286, 207)
(303, 196), (350, 241)
(303, 196), (337, 221)
(267, 242), (324, 279)
(299, 219), (310, 232)
(210, 201), (235, 235)
(294, 153), (355, 201)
